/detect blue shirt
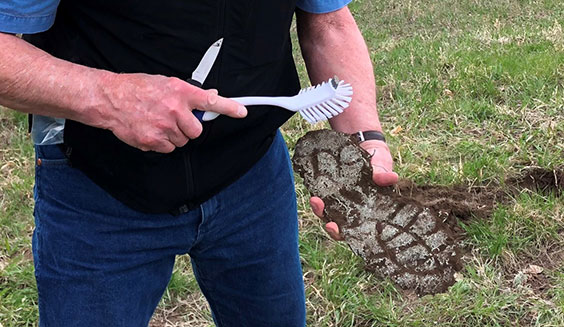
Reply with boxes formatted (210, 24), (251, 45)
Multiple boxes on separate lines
(1, 0), (352, 145)
(0, 0), (352, 34)
(0, 0), (60, 34)
(297, 0), (352, 14)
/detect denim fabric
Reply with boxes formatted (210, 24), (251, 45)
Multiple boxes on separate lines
(32, 131), (305, 327)
(296, 0), (351, 14)
(0, 0), (60, 33)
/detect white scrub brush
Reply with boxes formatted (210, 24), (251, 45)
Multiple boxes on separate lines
(201, 77), (353, 123)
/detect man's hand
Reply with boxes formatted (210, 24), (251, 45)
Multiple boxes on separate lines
(0, 33), (247, 153)
(98, 73), (247, 153)
(309, 139), (398, 241)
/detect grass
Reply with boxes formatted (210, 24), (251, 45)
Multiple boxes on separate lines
(1, 0), (564, 325)
(0, 111), (36, 326)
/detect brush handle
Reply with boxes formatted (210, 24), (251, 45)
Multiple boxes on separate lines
(185, 79), (277, 122)
(200, 96), (295, 121)
(229, 96), (293, 108)
(202, 112), (220, 121)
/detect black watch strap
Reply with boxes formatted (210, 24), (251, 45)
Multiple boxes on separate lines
(356, 130), (386, 143)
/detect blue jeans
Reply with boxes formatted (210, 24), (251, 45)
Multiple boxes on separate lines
(32, 132), (306, 327)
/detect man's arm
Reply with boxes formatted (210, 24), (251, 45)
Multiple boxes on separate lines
(296, 7), (398, 240)
(296, 6), (380, 133)
(296, 7), (397, 182)
(0, 33), (246, 153)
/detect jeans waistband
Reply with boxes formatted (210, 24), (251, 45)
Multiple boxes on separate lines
(35, 144), (67, 160)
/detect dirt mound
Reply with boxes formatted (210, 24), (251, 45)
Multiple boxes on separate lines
(292, 129), (563, 296)
(505, 167), (564, 196)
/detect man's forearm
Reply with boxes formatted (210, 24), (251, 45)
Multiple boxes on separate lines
(299, 7), (398, 240)
(296, 7), (382, 134)
(0, 33), (245, 153)
(0, 32), (112, 128)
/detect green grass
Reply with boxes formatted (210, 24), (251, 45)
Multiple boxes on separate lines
(463, 191), (564, 258)
(2, 0), (564, 325)
(0, 111), (37, 326)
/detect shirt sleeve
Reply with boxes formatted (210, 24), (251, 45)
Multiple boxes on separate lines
(0, 0), (60, 34)
(296, 0), (352, 14)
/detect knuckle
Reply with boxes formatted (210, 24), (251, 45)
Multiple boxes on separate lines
(139, 135), (159, 149)
(178, 118), (202, 140)
(155, 120), (175, 132)
(206, 91), (218, 106)
(166, 77), (187, 92)
(159, 143), (175, 153)
(171, 130), (189, 145)
(187, 123), (203, 139)
(161, 99), (184, 119)
(169, 105), (182, 116)
(177, 137), (189, 147)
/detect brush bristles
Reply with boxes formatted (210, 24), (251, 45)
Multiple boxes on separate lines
(299, 78), (353, 124)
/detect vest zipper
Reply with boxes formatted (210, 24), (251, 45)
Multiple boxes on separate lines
(182, 152), (196, 212)
(214, 0), (227, 85)
(217, 0), (226, 41)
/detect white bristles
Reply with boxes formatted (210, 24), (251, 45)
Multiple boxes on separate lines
(223, 76), (353, 124)
(315, 104), (333, 118)
(297, 77), (353, 124)
(321, 102), (339, 116)
(300, 109), (315, 123)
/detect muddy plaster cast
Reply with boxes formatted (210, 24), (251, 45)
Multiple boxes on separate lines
(293, 129), (463, 295)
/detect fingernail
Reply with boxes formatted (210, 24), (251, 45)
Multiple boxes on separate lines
(209, 89), (219, 95)
(372, 165), (389, 173)
(238, 105), (247, 117)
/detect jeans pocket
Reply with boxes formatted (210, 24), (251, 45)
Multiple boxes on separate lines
(34, 144), (72, 201)
(35, 144), (70, 167)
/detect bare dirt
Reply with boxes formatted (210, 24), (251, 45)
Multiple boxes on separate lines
(292, 129), (563, 296)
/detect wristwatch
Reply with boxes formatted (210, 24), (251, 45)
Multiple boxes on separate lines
(355, 130), (386, 143)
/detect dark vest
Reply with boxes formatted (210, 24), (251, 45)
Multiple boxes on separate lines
(25, 0), (301, 214)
